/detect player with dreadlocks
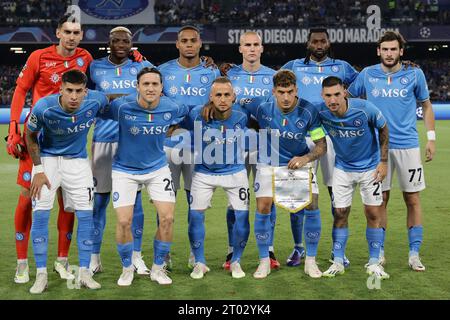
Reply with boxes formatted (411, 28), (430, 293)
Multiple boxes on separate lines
(281, 28), (359, 269)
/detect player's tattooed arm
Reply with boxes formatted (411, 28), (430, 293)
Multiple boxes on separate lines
(26, 130), (41, 166)
(26, 130), (51, 199)
(201, 56), (217, 68)
(219, 62), (236, 76)
(287, 137), (326, 169)
(374, 125), (389, 182)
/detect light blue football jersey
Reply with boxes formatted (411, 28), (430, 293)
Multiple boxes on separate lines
(27, 90), (109, 158)
(282, 57), (358, 104)
(228, 64), (275, 99)
(98, 95), (188, 174)
(158, 60), (220, 149)
(348, 64), (429, 149)
(228, 64), (276, 150)
(315, 98), (387, 172)
(244, 97), (324, 166)
(89, 57), (153, 143)
(186, 104), (249, 175)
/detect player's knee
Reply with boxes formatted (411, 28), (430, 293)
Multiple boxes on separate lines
(403, 192), (421, 208)
(117, 216), (132, 230)
(334, 208), (349, 225)
(158, 215), (174, 229)
(256, 199), (272, 213)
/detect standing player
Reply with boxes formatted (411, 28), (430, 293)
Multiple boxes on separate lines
(246, 70), (327, 279)
(26, 70), (105, 293)
(316, 77), (390, 280)
(98, 67), (188, 286)
(222, 31), (279, 270)
(6, 14), (92, 283)
(186, 77), (250, 279)
(88, 27), (154, 275)
(348, 31), (436, 271)
(158, 25), (220, 268)
(281, 28), (358, 267)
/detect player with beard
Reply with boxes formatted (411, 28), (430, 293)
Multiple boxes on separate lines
(348, 31), (436, 271)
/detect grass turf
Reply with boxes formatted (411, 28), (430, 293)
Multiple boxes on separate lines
(0, 121), (449, 300)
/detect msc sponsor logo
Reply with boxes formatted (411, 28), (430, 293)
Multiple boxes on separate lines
(306, 231), (320, 239)
(371, 88), (408, 98)
(168, 86), (207, 97)
(329, 128), (365, 138)
(301, 75), (325, 86)
(271, 129), (304, 140)
(33, 237), (46, 244)
(129, 125), (170, 136)
(67, 119), (95, 134)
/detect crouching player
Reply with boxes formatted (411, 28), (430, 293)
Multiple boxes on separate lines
(26, 70), (105, 293)
(186, 77), (251, 279)
(98, 67), (188, 286)
(246, 70), (327, 279)
(318, 77), (390, 280)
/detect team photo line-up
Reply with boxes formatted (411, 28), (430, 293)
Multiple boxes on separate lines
(5, 14), (435, 294)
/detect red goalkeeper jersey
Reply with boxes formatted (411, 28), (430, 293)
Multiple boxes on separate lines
(16, 44), (93, 107)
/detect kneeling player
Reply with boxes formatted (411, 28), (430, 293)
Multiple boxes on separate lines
(99, 67), (188, 286)
(318, 77), (390, 280)
(26, 70), (105, 293)
(187, 77), (251, 279)
(246, 70), (327, 279)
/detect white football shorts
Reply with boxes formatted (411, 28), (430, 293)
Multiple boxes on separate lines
(111, 166), (175, 208)
(190, 170), (249, 211)
(332, 167), (383, 208)
(32, 157), (94, 212)
(382, 148), (426, 193)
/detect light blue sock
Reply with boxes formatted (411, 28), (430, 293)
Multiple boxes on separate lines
(408, 225), (423, 257)
(132, 191), (144, 252)
(304, 209), (321, 257)
(254, 212), (271, 259)
(366, 227), (383, 265)
(76, 210), (94, 268)
(153, 239), (172, 265)
(188, 210), (206, 264)
(92, 193), (109, 254)
(269, 203), (277, 248)
(226, 207), (235, 248)
(117, 242), (133, 268)
(31, 210), (50, 268)
(231, 210), (250, 263)
(290, 209), (304, 246)
(332, 227), (349, 265)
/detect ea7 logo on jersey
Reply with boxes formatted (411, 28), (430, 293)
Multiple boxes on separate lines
(125, 114), (137, 121)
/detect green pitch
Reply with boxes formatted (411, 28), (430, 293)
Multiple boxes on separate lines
(0, 121), (449, 300)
